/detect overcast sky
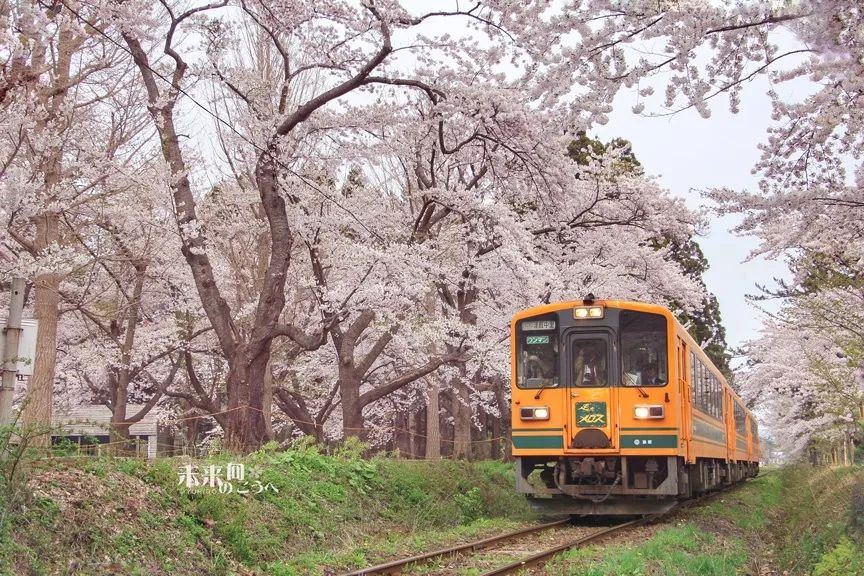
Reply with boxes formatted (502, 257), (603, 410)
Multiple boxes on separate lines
(595, 72), (803, 354)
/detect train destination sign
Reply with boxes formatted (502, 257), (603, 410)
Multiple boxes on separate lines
(521, 320), (555, 331)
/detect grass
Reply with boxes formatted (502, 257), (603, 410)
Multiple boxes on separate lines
(0, 440), (534, 575)
(769, 465), (864, 575)
(694, 469), (782, 530)
(546, 467), (863, 576)
(549, 524), (746, 576)
(4, 435), (861, 576)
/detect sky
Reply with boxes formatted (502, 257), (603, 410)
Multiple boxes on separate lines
(593, 51), (812, 355)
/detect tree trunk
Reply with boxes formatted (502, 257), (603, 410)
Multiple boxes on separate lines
(425, 379), (441, 459)
(494, 378), (511, 461)
(263, 357), (275, 441)
(452, 379), (471, 459)
(341, 376), (365, 440)
(407, 409), (416, 458)
(224, 348), (272, 452)
(21, 213), (60, 445)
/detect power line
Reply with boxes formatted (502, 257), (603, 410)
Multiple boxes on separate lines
(56, 0), (385, 242)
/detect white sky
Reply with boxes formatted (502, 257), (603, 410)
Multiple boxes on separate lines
(596, 73), (796, 354)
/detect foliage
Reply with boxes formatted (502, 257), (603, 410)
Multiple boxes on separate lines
(2, 0), (861, 451)
(738, 290), (863, 458)
(811, 536), (864, 576)
(0, 448), (531, 575)
(568, 134), (732, 377)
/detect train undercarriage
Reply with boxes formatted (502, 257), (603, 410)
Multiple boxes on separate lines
(516, 455), (760, 515)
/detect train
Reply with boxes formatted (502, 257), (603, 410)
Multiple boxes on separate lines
(510, 298), (760, 515)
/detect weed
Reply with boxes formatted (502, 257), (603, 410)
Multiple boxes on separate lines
(116, 458), (144, 476)
(812, 536), (864, 576)
(2, 444), (533, 575)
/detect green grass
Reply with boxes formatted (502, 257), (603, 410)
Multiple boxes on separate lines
(546, 467), (864, 576)
(10, 438), (858, 576)
(695, 470), (782, 530)
(548, 524), (746, 576)
(0, 441), (533, 575)
(770, 465), (864, 575)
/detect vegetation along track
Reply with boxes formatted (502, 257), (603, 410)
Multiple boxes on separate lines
(342, 475), (768, 575)
(341, 517), (645, 576)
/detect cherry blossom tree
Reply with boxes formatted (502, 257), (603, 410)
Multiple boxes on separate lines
(738, 288), (864, 463)
(1, 0), (149, 442)
(16, 0), (840, 453)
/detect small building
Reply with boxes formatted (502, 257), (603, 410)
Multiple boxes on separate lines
(52, 404), (159, 459)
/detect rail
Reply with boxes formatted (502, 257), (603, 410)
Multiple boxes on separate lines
(479, 517), (646, 575)
(340, 517), (571, 575)
(343, 472), (768, 575)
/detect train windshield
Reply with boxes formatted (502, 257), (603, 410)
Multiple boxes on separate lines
(620, 310), (668, 387)
(516, 317), (559, 389)
(572, 339), (609, 387)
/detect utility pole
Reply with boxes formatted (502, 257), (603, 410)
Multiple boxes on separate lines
(0, 278), (26, 427)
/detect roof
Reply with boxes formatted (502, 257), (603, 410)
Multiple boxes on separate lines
(511, 299), (673, 324)
(53, 404), (158, 437)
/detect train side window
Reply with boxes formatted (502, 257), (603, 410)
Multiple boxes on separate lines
(706, 373), (713, 416)
(711, 375), (719, 418)
(707, 372), (713, 416)
(706, 369), (712, 415)
(734, 403), (746, 435)
(697, 362), (706, 412)
(709, 375), (715, 417)
(620, 310), (668, 387)
(690, 352), (697, 402)
(716, 378), (721, 418)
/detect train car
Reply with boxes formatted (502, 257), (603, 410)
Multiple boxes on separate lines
(510, 298), (760, 515)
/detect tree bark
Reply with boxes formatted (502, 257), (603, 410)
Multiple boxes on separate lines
(21, 213), (60, 445)
(425, 379), (441, 459)
(451, 378), (471, 459)
(20, 19), (82, 445)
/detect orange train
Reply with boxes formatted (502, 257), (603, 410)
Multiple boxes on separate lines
(510, 298), (760, 515)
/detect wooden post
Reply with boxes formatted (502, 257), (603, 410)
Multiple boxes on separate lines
(0, 278), (26, 427)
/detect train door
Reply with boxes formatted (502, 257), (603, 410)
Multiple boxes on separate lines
(564, 331), (617, 451)
(678, 337), (694, 463)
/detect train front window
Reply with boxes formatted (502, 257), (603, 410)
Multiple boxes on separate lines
(572, 339), (608, 387)
(516, 318), (559, 389)
(620, 310), (668, 387)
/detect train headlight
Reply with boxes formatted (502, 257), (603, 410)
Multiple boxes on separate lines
(520, 406), (550, 420)
(634, 405), (665, 419)
(573, 306), (604, 319)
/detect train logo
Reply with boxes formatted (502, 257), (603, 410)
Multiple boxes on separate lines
(576, 402), (607, 427)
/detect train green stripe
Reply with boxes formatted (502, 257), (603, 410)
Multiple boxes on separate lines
(620, 427), (678, 431)
(511, 435), (564, 449)
(620, 434), (678, 448)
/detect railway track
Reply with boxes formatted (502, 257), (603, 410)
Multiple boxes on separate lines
(341, 517), (569, 575)
(340, 516), (648, 576)
(478, 516), (648, 575)
(341, 476), (766, 576)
